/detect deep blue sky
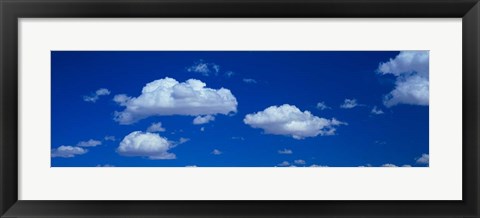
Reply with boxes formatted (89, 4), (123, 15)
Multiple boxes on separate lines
(51, 51), (429, 167)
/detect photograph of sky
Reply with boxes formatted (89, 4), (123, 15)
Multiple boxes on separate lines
(51, 51), (429, 167)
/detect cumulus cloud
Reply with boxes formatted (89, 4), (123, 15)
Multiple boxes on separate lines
(371, 106), (384, 115)
(294, 159), (306, 165)
(147, 122), (166, 132)
(83, 88), (111, 102)
(242, 78), (257, 84)
(104, 135), (116, 141)
(186, 60), (220, 76)
(77, 139), (102, 147)
(244, 104), (346, 139)
(113, 77), (238, 124)
(416, 153), (429, 164)
(316, 102), (330, 110)
(211, 149), (222, 155)
(278, 148), (293, 154)
(277, 161), (290, 167)
(377, 51), (429, 107)
(193, 115), (215, 125)
(117, 131), (176, 160)
(52, 145), (87, 158)
(340, 99), (361, 109)
(381, 163), (398, 167)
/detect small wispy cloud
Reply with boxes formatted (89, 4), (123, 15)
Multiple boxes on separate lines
(278, 148), (293, 154)
(211, 149), (222, 155)
(316, 101), (330, 110)
(371, 106), (384, 115)
(242, 78), (257, 84)
(294, 159), (306, 165)
(277, 161), (290, 167)
(83, 88), (111, 103)
(104, 136), (116, 141)
(340, 98), (361, 109)
(186, 59), (220, 76)
(77, 139), (102, 147)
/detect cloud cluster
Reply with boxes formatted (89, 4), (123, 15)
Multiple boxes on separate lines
(193, 115), (215, 125)
(377, 51), (429, 107)
(117, 131), (176, 160)
(244, 104), (346, 139)
(104, 136), (116, 141)
(147, 122), (166, 132)
(277, 161), (290, 167)
(51, 145), (87, 158)
(114, 77), (238, 124)
(83, 88), (111, 103)
(186, 60), (220, 76)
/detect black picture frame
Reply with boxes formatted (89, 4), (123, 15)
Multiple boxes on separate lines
(1, 0), (479, 217)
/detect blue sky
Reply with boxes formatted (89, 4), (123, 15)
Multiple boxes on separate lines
(51, 51), (429, 167)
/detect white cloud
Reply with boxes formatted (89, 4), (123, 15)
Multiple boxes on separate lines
(186, 60), (220, 76)
(381, 163), (398, 167)
(186, 165), (198, 167)
(104, 135), (116, 141)
(83, 88), (111, 102)
(117, 131), (176, 160)
(371, 106), (384, 115)
(231, 136), (245, 140)
(278, 148), (293, 154)
(244, 104), (346, 139)
(77, 139), (102, 147)
(242, 78), (257, 84)
(114, 77), (238, 124)
(377, 51), (429, 107)
(294, 159), (306, 165)
(147, 122), (166, 132)
(225, 71), (235, 77)
(277, 161), (290, 167)
(200, 127), (205, 132)
(211, 149), (222, 155)
(52, 145), (87, 158)
(316, 101), (330, 110)
(340, 98), (360, 109)
(416, 153), (429, 164)
(193, 115), (215, 125)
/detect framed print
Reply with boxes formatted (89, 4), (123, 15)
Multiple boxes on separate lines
(1, 0), (479, 217)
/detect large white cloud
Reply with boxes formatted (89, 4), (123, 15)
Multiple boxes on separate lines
(51, 145), (87, 158)
(114, 77), (238, 124)
(378, 51), (429, 107)
(117, 131), (176, 159)
(244, 104), (346, 139)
